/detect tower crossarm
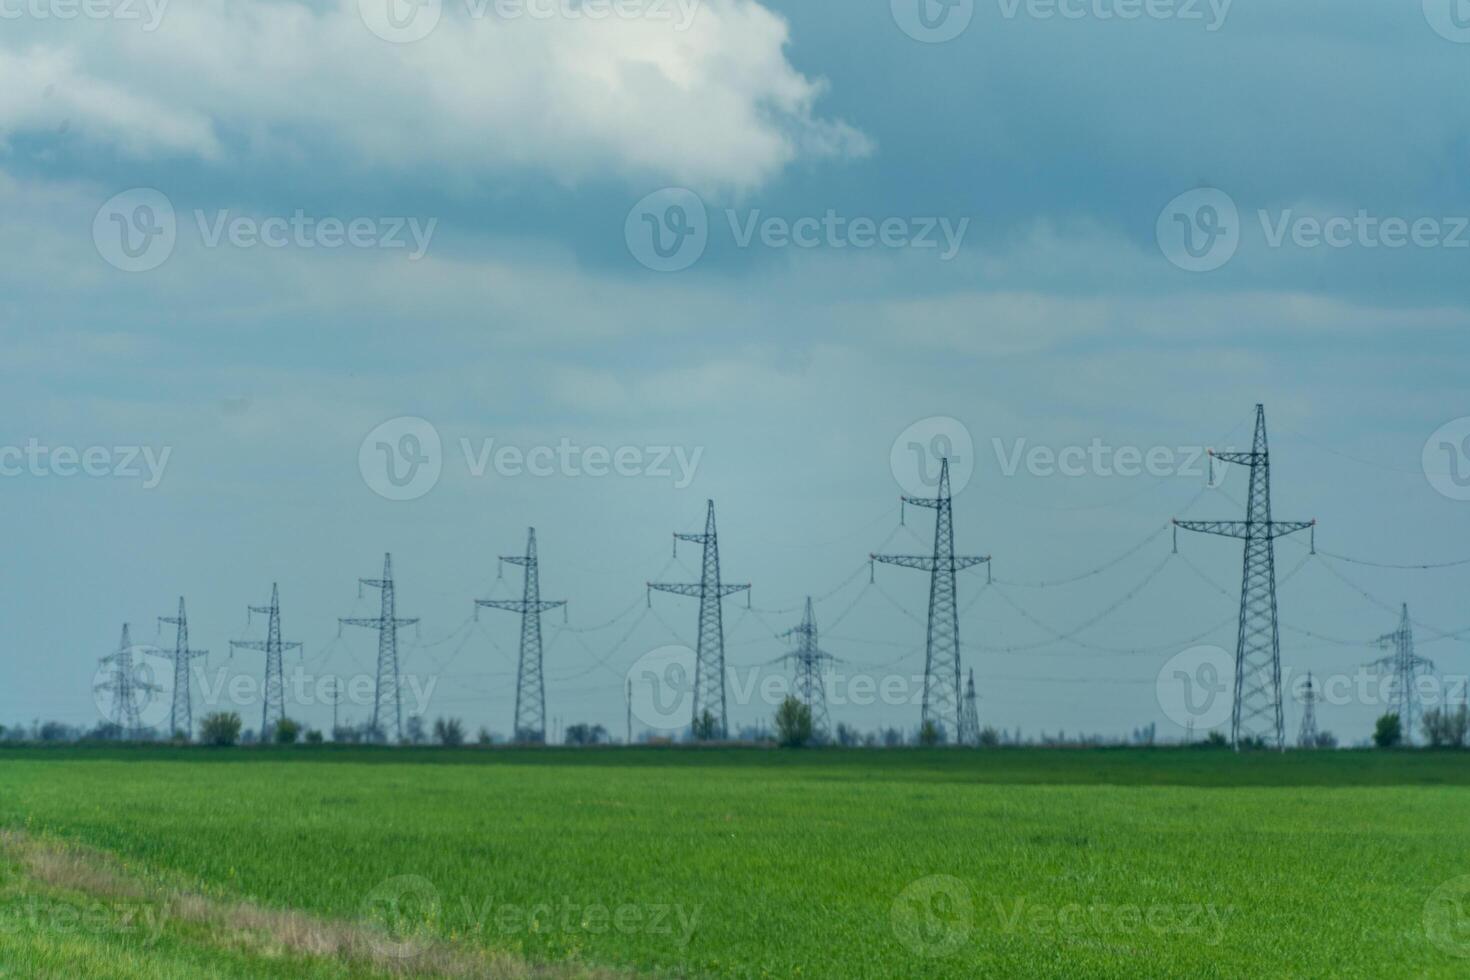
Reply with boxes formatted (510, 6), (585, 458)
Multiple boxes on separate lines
(648, 582), (749, 599)
(1210, 449), (1262, 466)
(340, 616), (418, 628)
(871, 553), (989, 572)
(478, 599), (565, 613)
(1174, 518), (1314, 541)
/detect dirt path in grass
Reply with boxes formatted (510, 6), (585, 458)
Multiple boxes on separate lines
(0, 829), (635, 979)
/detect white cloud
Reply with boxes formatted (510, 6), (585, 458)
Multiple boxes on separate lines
(0, 0), (867, 190)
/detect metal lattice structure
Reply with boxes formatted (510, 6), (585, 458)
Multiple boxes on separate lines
(872, 458), (990, 741)
(157, 597), (207, 738)
(1175, 405), (1314, 751)
(96, 623), (160, 739)
(1368, 603), (1434, 746)
(341, 554), (418, 743)
(648, 500), (750, 741)
(959, 669), (981, 746)
(780, 597), (835, 743)
(476, 528), (566, 744)
(232, 583), (302, 736)
(1297, 671), (1320, 748)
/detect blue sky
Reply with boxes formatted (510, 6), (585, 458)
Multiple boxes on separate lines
(3, 0), (1470, 743)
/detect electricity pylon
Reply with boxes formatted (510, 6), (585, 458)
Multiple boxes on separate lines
(778, 597), (836, 743)
(157, 597), (207, 738)
(476, 528), (565, 744)
(1174, 404), (1315, 751)
(1368, 603), (1434, 746)
(232, 583), (302, 736)
(96, 623), (160, 740)
(871, 458), (990, 741)
(1297, 671), (1320, 748)
(341, 554), (419, 743)
(648, 500), (750, 740)
(959, 669), (981, 746)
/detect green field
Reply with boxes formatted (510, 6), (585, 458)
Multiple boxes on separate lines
(1, 747), (1468, 978)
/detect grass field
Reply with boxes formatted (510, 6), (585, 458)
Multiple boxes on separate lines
(1, 747), (1468, 978)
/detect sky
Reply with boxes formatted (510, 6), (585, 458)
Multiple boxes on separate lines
(4, 0), (1470, 744)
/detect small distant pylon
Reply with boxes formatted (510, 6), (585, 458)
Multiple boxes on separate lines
(157, 597), (207, 739)
(779, 597), (836, 743)
(1368, 603), (1435, 746)
(648, 500), (750, 740)
(341, 555), (419, 743)
(958, 670), (980, 747)
(96, 623), (161, 740)
(476, 528), (566, 744)
(871, 458), (990, 741)
(1297, 672), (1320, 749)
(232, 583), (303, 736)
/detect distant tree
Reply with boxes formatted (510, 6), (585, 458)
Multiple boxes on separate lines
(200, 712), (242, 747)
(272, 718), (301, 745)
(433, 717), (466, 747)
(402, 716), (427, 746)
(881, 727), (904, 748)
(1311, 730), (1338, 749)
(1422, 705), (1469, 748)
(979, 725), (1001, 748)
(831, 723), (860, 747)
(475, 727), (495, 746)
(1373, 712), (1403, 748)
(332, 724), (361, 744)
(692, 710), (720, 741)
(38, 721), (76, 743)
(565, 723), (609, 746)
(304, 729), (325, 744)
(775, 697), (813, 749)
(1200, 730), (1229, 749)
(918, 721), (944, 747)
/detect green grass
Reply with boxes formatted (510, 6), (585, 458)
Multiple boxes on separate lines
(1, 746), (1468, 977)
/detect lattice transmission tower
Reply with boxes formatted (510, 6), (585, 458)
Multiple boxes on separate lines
(95, 623), (160, 740)
(341, 554), (419, 743)
(1368, 603), (1434, 746)
(157, 597), (207, 738)
(232, 584), (302, 736)
(959, 669), (981, 746)
(648, 500), (750, 740)
(871, 458), (990, 741)
(1174, 404), (1315, 751)
(476, 528), (566, 744)
(779, 597), (836, 743)
(1297, 671), (1320, 748)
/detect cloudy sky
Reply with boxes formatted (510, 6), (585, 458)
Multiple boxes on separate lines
(4, 0), (1470, 744)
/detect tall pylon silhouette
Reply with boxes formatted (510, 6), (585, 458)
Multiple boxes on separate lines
(1297, 671), (1320, 748)
(476, 528), (566, 744)
(1175, 405), (1315, 751)
(232, 584), (302, 736)
(779, 597), (836, 743)
(649, 501), (750, 740)
(872, 458), (990, 740)
(157, 597), (207, 738)
(96, 623), (160, 739)
(341, 555), (419, 743)
(1368, 603), (1434, 746)
(959, 669), (981, 746)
